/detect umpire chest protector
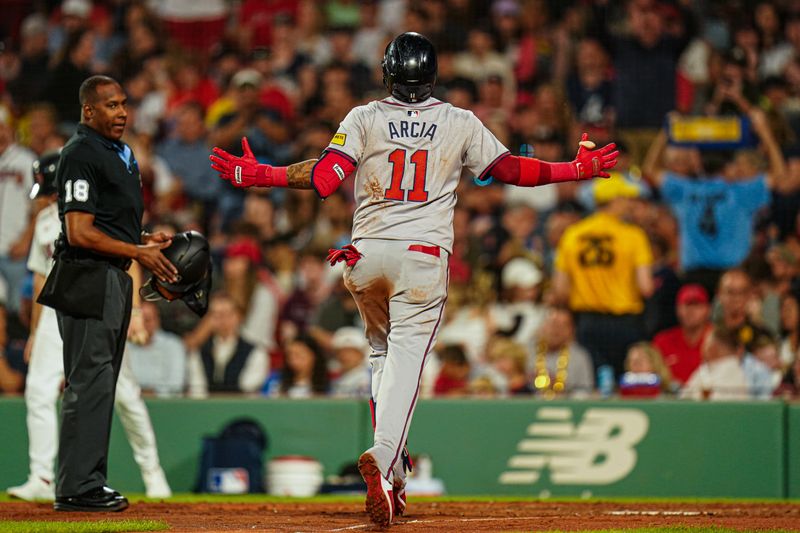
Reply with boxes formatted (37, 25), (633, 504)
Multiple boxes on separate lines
(57, 123), (144, 250)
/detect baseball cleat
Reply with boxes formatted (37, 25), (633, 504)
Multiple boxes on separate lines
(392, 478), (407, 517)
(143, 467), (172, 499)
(358, 453), (393, 527)
(7, 476), (55, 501)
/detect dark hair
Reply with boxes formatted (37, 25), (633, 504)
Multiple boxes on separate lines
(438, 344), (468, 365)
(761, 75), (788, 93)
(780, 291), (800, 337)
(446, 77), (478, 103)
(281, 334), (330, 395)
(700, 150), (732, 176)
(79, 75), (121, 105)
(711, 325), (742, 352)
(649, 233), (670, 258)
(741, 253), (773, 284)
(719, 267), (752, 290)
(57, 28), (91, 66)
(229, 221), (261, 241)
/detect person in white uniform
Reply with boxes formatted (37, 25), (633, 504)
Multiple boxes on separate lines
(0, 106), (35, 314)
(7, 151), (172, 501)
(209, 32), (618, 527)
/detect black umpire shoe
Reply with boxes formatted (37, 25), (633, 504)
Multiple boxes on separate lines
(54, 486), (129, 512)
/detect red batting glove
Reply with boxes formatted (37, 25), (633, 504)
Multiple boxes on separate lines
(209, 137), (272, 188)
(326, 244), (362, 267)
(572, 132), (619, 180)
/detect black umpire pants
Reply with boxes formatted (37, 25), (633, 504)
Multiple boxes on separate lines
(55, 265), (132, 497)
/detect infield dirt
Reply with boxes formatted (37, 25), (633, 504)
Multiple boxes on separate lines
(3, 500), (799, 532)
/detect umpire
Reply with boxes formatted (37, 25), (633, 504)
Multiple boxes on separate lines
(48, 75), (177, 512)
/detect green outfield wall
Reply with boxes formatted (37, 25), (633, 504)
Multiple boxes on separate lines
(789, 404), (800, 498)
(0, 398), (367, 496)
(406, 400), (786, 498)
(0, 398), (796, 498)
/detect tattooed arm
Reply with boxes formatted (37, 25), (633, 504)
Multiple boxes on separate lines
(286, 160), (317, 189)
(209, 138), (357, 198)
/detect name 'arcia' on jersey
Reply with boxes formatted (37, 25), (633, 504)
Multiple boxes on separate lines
(388, 120), (437, 141)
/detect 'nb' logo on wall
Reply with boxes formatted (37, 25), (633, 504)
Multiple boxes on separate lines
(499, 407), (649, 486)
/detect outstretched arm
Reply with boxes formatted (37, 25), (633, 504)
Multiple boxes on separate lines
(489, 133), (618, 187)
(210, 138), (318, 189)
(210, 138), (355, 197)
(287, 160), (317, 189)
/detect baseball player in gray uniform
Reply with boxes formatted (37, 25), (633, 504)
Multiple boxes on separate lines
(210, 32), (618, 527)
(7, 152), (172, 501)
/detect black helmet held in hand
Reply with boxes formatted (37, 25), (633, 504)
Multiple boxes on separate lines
(382, 32), (438, 103)
(140, 230), (212, 316)
(30, 150), (61, 199)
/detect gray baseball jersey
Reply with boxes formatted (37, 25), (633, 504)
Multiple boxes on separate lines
(326, 97), (508, 253)
(330, 97), (507, 485)
(0, 143), (35, 255)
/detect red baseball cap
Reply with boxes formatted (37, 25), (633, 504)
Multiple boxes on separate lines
(225, 239), (261, 265)
(677, 284), (709, 305)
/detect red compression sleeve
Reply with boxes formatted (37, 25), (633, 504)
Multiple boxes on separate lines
(310, 150), (356, 198)
(489, 155), (578, 187)
(270, 166), (288, 187)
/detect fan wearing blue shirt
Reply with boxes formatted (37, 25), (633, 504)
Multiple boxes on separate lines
(643, 109), (785, 295)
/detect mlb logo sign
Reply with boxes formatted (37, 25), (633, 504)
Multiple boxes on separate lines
(407, 110), (419, 118)
(208, 468), (250, 494)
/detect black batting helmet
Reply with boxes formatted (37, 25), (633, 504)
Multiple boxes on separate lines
(29, 150), (61, 199)
(382, 32), (437, 103)
(140, 230), (212, 316)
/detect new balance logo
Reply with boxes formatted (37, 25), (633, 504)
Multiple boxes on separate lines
(499, 407), (649, 486)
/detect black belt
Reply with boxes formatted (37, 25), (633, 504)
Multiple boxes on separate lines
(60, 251), (132, 272)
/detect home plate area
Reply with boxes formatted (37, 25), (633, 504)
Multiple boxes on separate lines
(3, 500), (800, 531)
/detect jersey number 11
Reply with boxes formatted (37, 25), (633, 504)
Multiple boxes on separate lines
(384, 149), (429, 202)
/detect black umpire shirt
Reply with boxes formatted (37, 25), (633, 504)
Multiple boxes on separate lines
(57, 124), (143, 255)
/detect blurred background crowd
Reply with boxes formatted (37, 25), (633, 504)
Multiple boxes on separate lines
(1, 0), (800, 401)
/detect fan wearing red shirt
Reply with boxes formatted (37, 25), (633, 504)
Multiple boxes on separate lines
(652, 284), (711, 385)
(433, 345), (470, 397)
(239, 0), (299, 50)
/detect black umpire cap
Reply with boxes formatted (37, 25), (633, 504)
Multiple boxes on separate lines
(140, 230), (212, 316)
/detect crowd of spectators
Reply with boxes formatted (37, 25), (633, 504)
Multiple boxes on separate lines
(1, 0), (800, 401)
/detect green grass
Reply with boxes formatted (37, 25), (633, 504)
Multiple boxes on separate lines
(0, 519), (168, 533)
